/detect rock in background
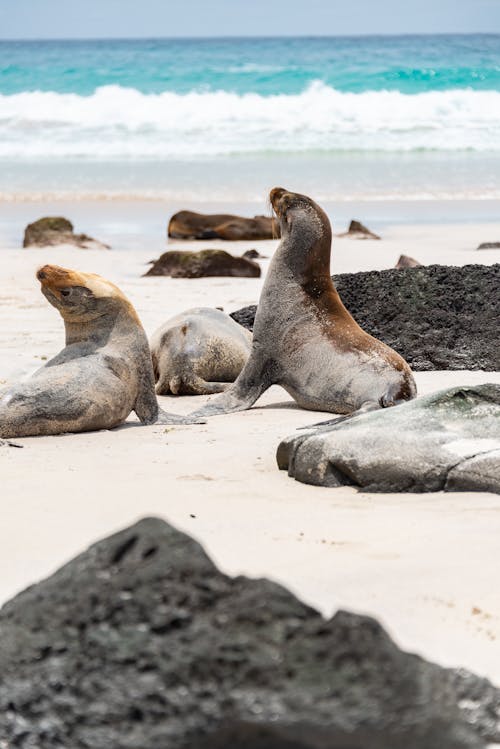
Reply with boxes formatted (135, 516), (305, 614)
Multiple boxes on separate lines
(231, 264), (500, 371)
(0, 517), (499, 749)
(145, 249), (261, 278)
(23, 217), (110, 250)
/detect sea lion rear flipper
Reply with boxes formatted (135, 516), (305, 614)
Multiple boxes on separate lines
(298, 400), (380, 430)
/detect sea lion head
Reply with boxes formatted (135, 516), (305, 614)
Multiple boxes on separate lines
(269, 187), (330, 242)
(37, 265), (140, 323)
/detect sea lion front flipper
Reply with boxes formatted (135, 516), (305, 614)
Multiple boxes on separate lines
(155, 408), (206, 426)
(188, 357), (274, 418)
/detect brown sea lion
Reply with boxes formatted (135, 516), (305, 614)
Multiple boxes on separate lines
(0, 265), (201, 438)
(168, 210), (279, 240)
(151, 307), (252, 396)
(189, 188), (416, 422)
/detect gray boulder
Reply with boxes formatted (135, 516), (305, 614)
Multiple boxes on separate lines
(23, 216), (110, 250)
(0, 517), (499, 749)
(278, 384), (500, 493)
(230, 264), (500, 371)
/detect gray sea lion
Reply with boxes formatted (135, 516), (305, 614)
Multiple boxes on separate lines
(151, 307), (252, 396)
(189, 188), (416, 421)
(0, 265), (201, 438)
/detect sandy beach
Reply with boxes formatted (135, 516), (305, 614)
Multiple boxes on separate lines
(1, 199), (499, 686)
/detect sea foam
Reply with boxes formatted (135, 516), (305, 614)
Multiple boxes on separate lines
(1, 81), (499, 158)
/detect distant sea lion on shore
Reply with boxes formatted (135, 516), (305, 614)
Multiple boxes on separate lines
(0, 265), (201, 438)
(168, 210), (279, 241)
(151, 307), (252, 395)
(189, 188), (416, 421)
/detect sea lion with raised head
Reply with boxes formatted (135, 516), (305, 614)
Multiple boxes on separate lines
(189, 188), (416, 422)
(0, 265), (201, 438)
(151, 307), (252, 396)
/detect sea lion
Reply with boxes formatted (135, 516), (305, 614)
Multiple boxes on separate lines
(0, 265), (200, 438)
(151, 307), (252, 396)
(189, 188), (416, 421)
(168, 210), (279, 240)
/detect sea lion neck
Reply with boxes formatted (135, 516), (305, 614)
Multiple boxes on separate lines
(277, 208), (333, 286)
(63, 305), (139, 348)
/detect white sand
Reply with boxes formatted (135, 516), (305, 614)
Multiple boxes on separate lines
(1, 210), (500, 684)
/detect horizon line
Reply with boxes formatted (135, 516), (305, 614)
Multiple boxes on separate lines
(1, 31), (500, 42)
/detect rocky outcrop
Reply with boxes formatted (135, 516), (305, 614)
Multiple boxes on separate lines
(0, 517), (498, 749)
(278, 384), (500, 493)
(23, 217), (110, 249)
(168, 210), (279, 240)
(145, 249), (261, 278)
(395, 254), (422, 268)
(338, 219), (381, 239)
(243, 248), (267, 259)
(230, 264), (500, 371)
(477, 242), (500, 250)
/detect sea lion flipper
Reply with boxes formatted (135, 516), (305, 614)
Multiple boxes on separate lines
(187, 365), (272, 418)
(298, 400), (381, 430)
(155, 408), (206, 426)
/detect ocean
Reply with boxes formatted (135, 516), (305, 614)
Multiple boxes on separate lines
(1, 35), (500, 201)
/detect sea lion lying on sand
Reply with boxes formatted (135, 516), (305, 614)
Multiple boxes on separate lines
(189, 188), (416, 422)
(151, 307), (252, 395)
(168, 210), (279, 240)
(0, 265), (201, 438)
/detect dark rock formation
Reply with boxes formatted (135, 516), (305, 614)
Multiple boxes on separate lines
(278, 384), (500, 493)
(338, 219), (381, 240)
(145, 249), (261, 278)
(23, 217), (110, 250)
(0, 517), (499, 749)
(230, 264), (500, 371)
(395, 254), (422, 268)
(243, 248), (267, 260)
(168, 210), (279, 240)
(477, 242), (500, 250)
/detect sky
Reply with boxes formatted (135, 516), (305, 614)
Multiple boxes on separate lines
(1, 0), (500, 39)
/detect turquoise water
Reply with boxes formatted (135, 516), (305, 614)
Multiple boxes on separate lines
(1, 35), (500, 95)
(1, 35), (499, 200)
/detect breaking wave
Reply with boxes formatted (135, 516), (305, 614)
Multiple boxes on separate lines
(1, 81), (499, 158)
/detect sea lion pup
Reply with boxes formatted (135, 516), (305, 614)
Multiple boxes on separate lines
(0, 265), (201, 438)
(151, 307), (252, 396)
(189, 187), (416, 421)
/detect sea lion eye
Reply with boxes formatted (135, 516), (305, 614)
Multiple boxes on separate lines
(60, 288), (71, 297)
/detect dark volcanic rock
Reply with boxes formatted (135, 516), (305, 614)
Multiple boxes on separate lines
(278, 384), (500, 493)
(395, 254), (422, 268)
(338, 219), (381, 239)
(243, 248), (267, 259)
(145, 249), (261, 278)
(230, 264), (500, 371)
(23, 216), (110, 249)
(477, 242), (500, 250)
(168, 210), (279, 240)
(0, 517), (499, 749)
